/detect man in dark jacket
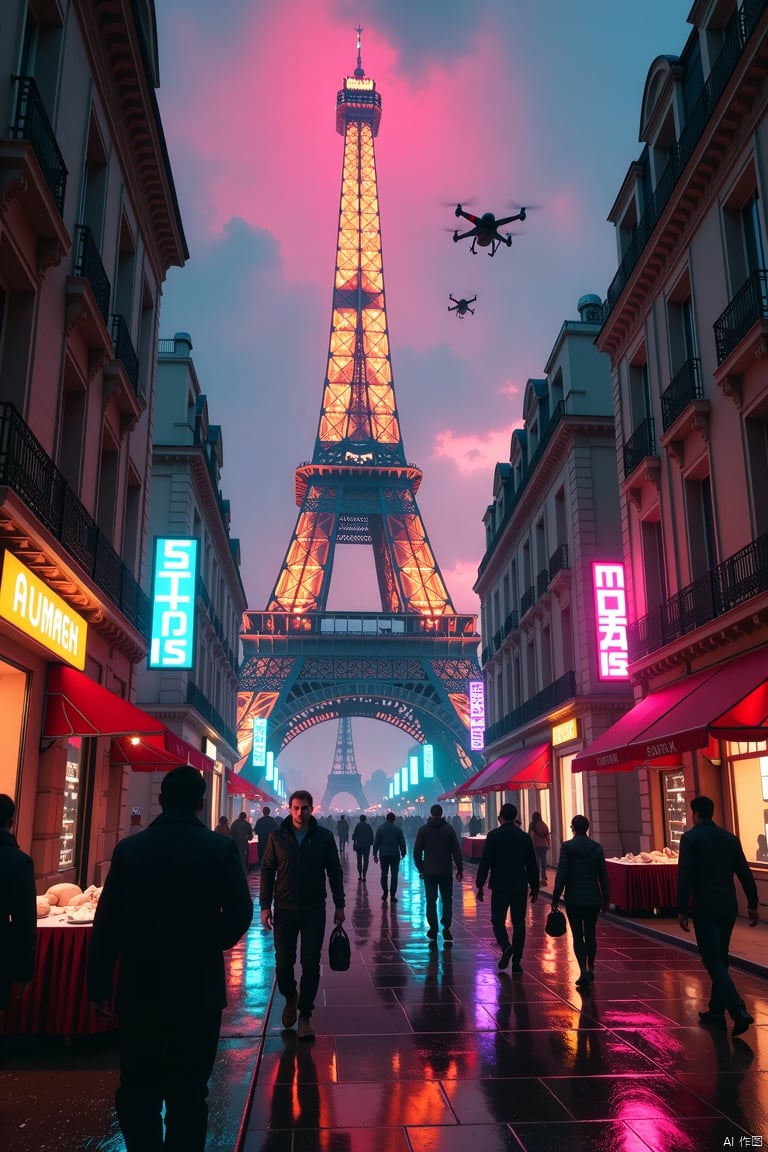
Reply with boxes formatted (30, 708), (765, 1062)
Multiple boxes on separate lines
(551, 814), (609, 986)
(0, 793), (36, 1012)
(373, 811), (407, 902)
(476, 802), (539, 973)
(230, 810), (254, 872)
(352, 813), (374, 879)
(413, 804), (463, 944)
(88, 766), (253, 1152)
(678, 794), (759, 1037)
(254, 806), (278, 863)
(260, 789), (345, 1040)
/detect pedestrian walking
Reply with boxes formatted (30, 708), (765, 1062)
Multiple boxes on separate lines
(352, 814), (374, 880)
(0, 794), (36, 1013)
(476, 802), (539, 973)
(551, 814), (609, 987)
(260, 790), (345, 1040)
(528, 810), (551, 885)
(413, 803), (463, 945)
(254, 806), (278, 864)
(215, 815), (231, 836)
(677, 794), (759, 1037)
(231, 811), (254, 872)
(88, 766), (253, 1152)
(336, 814), (349, 857)
(373, 811), (407, 902)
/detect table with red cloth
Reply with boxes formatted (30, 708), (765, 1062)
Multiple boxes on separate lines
(606, 859), (678, 915)
(0, 919), (116, 1037)
(247, 841), (259, 868)
(461, 835), (486, 860)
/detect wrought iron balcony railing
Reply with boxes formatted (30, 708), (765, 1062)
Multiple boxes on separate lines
(520, 586), (537, 618)
(111, 313), (141, 397)
(0, 401), (150, 638)
(605, 0), (768, 317)
(713, 269), (768, 366)
(11, 76), (67, 215)
(623, 417), (656, 479)
(537, 568), (550, 598)
(628, 531), (768, 660)
(484, 670), (576, 746)
(74, 225), (111, 324)
(661, 357), (703, 431)
(186, 680), (237, 749)
(548, 544), (569, 581)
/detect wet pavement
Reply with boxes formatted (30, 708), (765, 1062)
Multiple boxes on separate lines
(3, 852), (768, 1149)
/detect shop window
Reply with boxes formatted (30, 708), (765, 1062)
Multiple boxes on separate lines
(661, 768), (686, 851)
(730, 741), (768, 864)
(59, 737), (81, 870)
(560, 753), (585, 838)
(0, 659), (28, 800)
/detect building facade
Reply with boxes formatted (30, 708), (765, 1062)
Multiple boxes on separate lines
(0, 0), (186, 886)
(131, 332), (247, 830)
(474, 297), (635, 855)
(587, 1), (768, 895)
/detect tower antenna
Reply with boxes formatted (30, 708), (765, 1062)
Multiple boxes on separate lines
(354, 25), (364, 78)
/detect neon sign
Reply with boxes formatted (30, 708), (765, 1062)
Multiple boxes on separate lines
(149, 538), (198, 668)
(592, 562), (629, 680)
(409, 755), (419, 786)
(468, 680), (485, 750)
(252, 718), (267, 767)
(423, 744), (434, 778)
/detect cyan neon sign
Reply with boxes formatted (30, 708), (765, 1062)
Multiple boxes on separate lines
(252, 718), (268, 767)
(423, 744), (434, 778)
(148, 538), (198, 668)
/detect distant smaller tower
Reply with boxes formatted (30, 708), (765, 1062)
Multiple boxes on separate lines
(321, 717), (369, 810)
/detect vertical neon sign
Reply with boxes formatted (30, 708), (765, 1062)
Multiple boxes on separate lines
(423, 744), (434, 778)
(149, 538), (198, 668)
(468, 680), (485, 751)
(592, 562), (629, 680)
(252, 718), (267, 767)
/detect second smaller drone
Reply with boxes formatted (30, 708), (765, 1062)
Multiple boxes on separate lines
(448, 294), (476, 318)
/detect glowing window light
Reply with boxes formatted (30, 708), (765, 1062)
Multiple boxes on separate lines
(410, 755), (419, 786)
(592, 562), (630, 680)
(468, 680), (485, 751)
(265, 751), (274, 781)
(252, 718), (267, 767)
(423, 745), (434, 778)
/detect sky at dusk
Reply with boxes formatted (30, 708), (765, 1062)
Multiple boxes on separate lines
(153, 0), (693, 804)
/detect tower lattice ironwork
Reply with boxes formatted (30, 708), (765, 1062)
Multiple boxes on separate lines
(238, 34), (482, 790)
(322, 716), (368, 811)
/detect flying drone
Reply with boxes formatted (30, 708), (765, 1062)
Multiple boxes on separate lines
(448, 294), (476, 318)
(453, 203), (527, 256)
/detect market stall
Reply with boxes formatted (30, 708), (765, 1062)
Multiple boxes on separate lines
(606, 858), (678, 915)
(461, 835), (486, 860)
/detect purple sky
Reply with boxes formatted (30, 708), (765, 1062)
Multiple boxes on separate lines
(154, 0), (692, 804)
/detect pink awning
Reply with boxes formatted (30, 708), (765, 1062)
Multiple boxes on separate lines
(225, 767), (275, 803)
(464, 743), (551, 793)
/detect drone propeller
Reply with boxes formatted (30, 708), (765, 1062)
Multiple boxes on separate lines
(441, 196), (477, 207)
(506, 200), (542, 212)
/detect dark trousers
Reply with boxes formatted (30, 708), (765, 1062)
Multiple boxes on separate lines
(534, 846), (548, 881)
(423, 874), (454, 929)
(565, 904), (600, 971)
(693, 915), (745, 1019)
(273, 904), (326, 1017)
(355, 847), (371, 877)
(490, 889), (528, 958)
(380, 856), (401, 895)
(116, 1003), (221, 1152)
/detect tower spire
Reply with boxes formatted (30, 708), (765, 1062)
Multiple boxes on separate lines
(354, 25), (365, 78)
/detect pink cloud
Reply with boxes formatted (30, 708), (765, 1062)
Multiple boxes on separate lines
(431, 425), (520, 476)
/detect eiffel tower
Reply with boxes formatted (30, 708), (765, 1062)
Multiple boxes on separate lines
(322, 717), (368, 811)
(238, 32), (482, 790)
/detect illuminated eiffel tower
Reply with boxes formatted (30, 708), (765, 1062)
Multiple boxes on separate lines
(322, 717), (368, 811)
(238, 32), (482, 790)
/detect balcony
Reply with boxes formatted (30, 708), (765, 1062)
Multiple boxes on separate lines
(623, 417), (657, 480)
(103, 313), (143, 429)
(484, 670), (576, 745)
(628, 531), (768, 660)
(605, 0), (768, 318)
(65, 226), (112, 373)
(187, 680), (237, 749)
(548, 543), (571, 599)
(713, 271), (768, 396)
(0, 401), (150, 639)
(520, 586), (537, 619)
(0, 77), (69, 278)
(661, 358), (703, 431)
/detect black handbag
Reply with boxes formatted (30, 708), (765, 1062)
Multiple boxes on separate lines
(545, 908), (567, 938)
(327, 923), (351, 971)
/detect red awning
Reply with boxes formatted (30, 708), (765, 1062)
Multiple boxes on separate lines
(110, 728), (214, 773)
(225, 768), (275, 803)
(437, 763), (495, 800)
(573, 646), (768, 773)
(44, 665), (165, 739)
(464, 743), (552, 792)
(460, 753), (519, 795)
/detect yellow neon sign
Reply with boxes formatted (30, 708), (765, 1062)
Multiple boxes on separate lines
(0, 552), (87, 669)
(552, 718), (578, 746)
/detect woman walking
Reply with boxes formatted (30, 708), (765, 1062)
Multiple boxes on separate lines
(528, 811), (551, 886)
(551, 815), (609, 987)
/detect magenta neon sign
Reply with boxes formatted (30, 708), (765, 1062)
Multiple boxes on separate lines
(592, 562), (629, 680)
(468, 679), (485, 751)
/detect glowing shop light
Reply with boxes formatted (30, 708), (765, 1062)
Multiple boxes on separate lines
(468, 679), (485, 751)
(265, 751), (274, 781)
(409, 755), (419, 786)
(252, 718), (267, 767)
(393, 775), (400, 796)
(148, 538), (198, 668)
(592, 562), (629, 680)
(400, 766), (409, 793)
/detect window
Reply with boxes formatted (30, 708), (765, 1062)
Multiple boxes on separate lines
(723, 182), (766, 291)
(58, 363), (87, 493)
(0, 658), (28, 800)
(667, 292), (697, 375)
(745, 417), (768, 538)
(685, 474), (716, 577)
(661, 769), (686, 852)
(628, 357), (651, 429)
(641, 518), (667, 612)
(96, 429), (120, 541)
(730, 742), (768, 865)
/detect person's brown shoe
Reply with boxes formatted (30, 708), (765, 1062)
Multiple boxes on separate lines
(297, 1015), (315, 1040)
(281, 993), (298, 1028)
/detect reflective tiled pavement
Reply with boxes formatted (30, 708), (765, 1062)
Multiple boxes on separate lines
(3, 852), (768, 1150)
